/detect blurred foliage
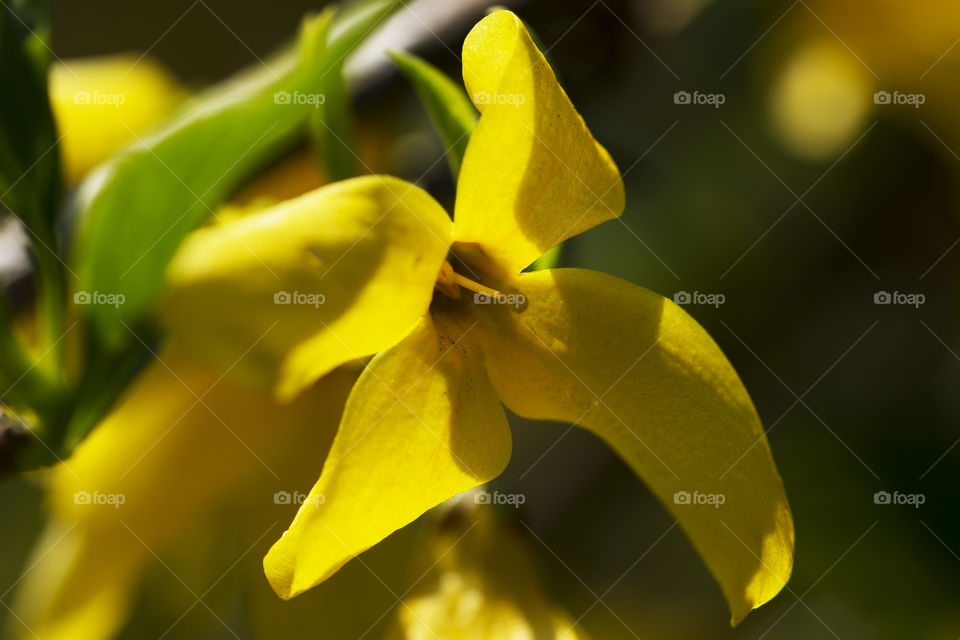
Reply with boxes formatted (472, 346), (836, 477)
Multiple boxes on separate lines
(388, 49), (477, 179)
(0, 0), (60, 240)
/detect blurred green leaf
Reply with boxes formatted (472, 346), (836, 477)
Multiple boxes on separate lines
(0, 295), (50, 412)
(326, 0), (403, 61)
(62, 338), (148, 453)
(388, 49), (477, 179)
(311, 0), (407, 181)
(0, 0), (61, 243)
(70, 12), (335, 352)
(311, 64), (360, 181)
(0, 0), (68, 409)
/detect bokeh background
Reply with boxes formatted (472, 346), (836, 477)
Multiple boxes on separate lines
(3, 0), (960, 637)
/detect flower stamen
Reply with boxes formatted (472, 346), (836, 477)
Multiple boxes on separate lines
(434, 260), (502, 300)
(452, 273), (502, 299)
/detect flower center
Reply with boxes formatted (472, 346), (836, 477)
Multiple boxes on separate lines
(434, 260), (502, 301)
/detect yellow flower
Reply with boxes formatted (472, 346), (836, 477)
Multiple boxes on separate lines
(163, 10), (793, 624)
(48, 55), (185, 183)
(9, 347), (357, 640)
(770, 39), (873, 160)
(386, 489), (590, 640)
(11, 186), (340, 639)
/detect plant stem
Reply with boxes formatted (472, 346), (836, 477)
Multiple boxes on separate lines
(31, 232), (67, 369)
(0, 292), (55, 406)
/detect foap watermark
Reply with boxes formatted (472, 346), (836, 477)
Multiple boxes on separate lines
(274, 290), (326, 307)
(873, 490), (924, 508)
(673, 490), (726, 508)
(274, 490), (325, 508)
(74, 290), (125, 308)
(274, 91), (326, 107)
(474, 91), (526, 107)
(873, 90), (925, 108)
(74, 491), (126, 508)
(74, 90), (126, 107)
(674, 290), (725, 308)
(673, 90), (725, 108)
(474, 490), (525, 508)
(474, 291), (525, 308)
(874, 290), (925, 308)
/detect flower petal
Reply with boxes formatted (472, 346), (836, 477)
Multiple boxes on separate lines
(11, 348), (354, 640)
(162, 175), (453, 401)
(453, 10), (624, 273)
(264, 314), (512, 599)
(474, 269), (794, 624)
(49, 56), (185, 182)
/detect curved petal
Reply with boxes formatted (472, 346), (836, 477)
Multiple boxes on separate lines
(264, 314), (512, 599)
(453, 10), (624, 273)
(11, 348), (354, 640)
(473, 269), (794, 625)
(162, 175), (453, 401)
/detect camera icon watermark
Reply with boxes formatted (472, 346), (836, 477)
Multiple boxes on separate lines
(673, 290), (725, 308)
(274, 91), (326, 107)
(873, 490), (924, 508)
(873, 290), (925, 308)
(474, 490), (525, 508)
(74, 290), (126, 308)
(673, 490), (726, 508)
(274, 290), (326, 307)
(673, 90), (725, 108)
(473, 91), (526, 107)
(473, 291), (526, 308)
(74, 90), (126, 108)
(74, 491), (126, 508)
(274, 490), (325, 508)
(873, 90), (925, 108)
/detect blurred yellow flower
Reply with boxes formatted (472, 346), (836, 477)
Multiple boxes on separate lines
(774, 0), (960, 151)
(770, 40), (872, 160)
(10, 143), (332, 640)
(162, 10), (793, 624)
(10, 348), (356, 640)
(48, 55), (185, 182)
(387, 490), (590, 640)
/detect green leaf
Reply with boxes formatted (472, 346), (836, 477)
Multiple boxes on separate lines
(0, 0), (68, 386)
(0, 0), (61, 242)
(311, 64), (359, 181)
(388, 50), (477, 180)
(528, 243), (563, 271)
(70, 11), (335, 352)
(327, 0), (404, 61)
(310, 0), (407, 181)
